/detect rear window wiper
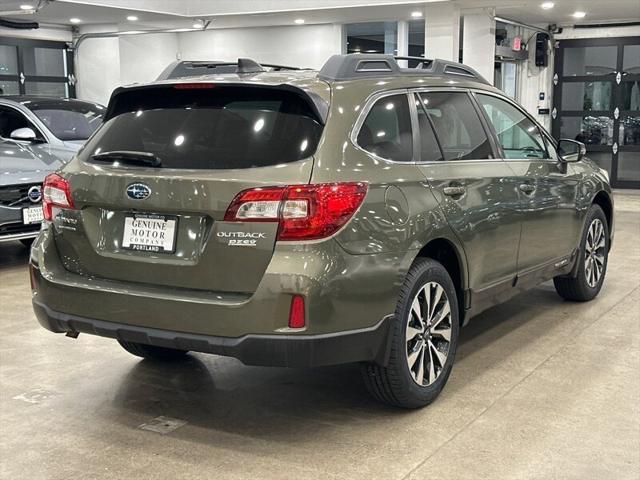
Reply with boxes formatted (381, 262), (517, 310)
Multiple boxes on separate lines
(90, 150), (162, 168)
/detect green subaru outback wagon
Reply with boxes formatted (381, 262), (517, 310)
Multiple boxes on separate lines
(30, 55), (614, 408)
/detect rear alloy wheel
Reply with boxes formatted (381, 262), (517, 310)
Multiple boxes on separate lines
(362, 258), (459, 408)
(406, 282), (453, 387)
(554, 204), (609, 302)
(118, 340), (189, 361)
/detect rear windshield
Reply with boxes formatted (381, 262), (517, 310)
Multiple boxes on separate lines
(29, 100), (104, 141)
(80, 87), (323, 169)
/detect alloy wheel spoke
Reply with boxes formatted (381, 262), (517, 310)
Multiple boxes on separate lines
(431, 325), (451, 342)
(429, 340), (447, 367)
(406, 324), (423, 342)
(430, 301), (451, 330)
(411, 296), (425, 329)
(426, 346), (436, 385)
(407, 340), (423, 369)
(429, 284), (444, 321)
(415, 344), (426, 384)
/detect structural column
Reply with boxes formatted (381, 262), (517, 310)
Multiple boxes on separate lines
(424, 2), (461, 62)
(462, 11), (496, 85)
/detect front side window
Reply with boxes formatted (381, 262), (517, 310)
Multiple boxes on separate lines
(476, 94), (548, 159)
(357, 94), (413, 162)
(0, 106), (44, 141)
(418, 92), (493, 161)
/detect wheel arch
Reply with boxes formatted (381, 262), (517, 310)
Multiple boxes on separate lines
(592, 190), (613, 236)
(414, 237), (468, 325)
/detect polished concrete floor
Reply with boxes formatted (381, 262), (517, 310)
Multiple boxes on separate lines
(1, 195), (639, 480)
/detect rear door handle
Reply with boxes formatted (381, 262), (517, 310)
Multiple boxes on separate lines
(519, 183), (536, 194)
(443, 186), (466, 196)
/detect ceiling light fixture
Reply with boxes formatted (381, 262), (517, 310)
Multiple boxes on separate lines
(294, 18), (305, 24)
(572, 11), (586, 18)
(19, 4), (34, 10)
(126, 15), (138, 21)
(69, 18), (81, 24)
(540, 2), (554, 9)
(411, 11), (423, 18)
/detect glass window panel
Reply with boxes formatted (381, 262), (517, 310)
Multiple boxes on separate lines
(346, 22), (397, 55)
(621, 81), (640, 111)
(22, 47), (66, 77)
(0, 80), (20, 95)
(617, 152), (640, 182)
(0, 45), (18, 75)
(24, 81), (68, 97)
(419, 92), (493, 161)
(357, 94), (413, 162)
(619, 116), (640, 146)
(415, 97), (443, 162)
(477, 94), (547, 159)
(561, 82), (612, 111)
(623, 45), (640, 74)
(563, 46), (617, 76)
(560, 116), (614, 145)
(407, 20), (425, 67)
(585, 152), (612, 176)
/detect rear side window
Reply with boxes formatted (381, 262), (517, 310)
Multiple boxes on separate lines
(476, 94), (548, 159)
(80, 87), (323, 169)
(357, 94), (413, 162)
(415, 95), (444, 162)
(419, 92), (493, 161)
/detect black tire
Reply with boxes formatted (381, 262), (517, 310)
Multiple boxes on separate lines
(118, 339), (189, 361)
(554, 204), (609, 302)
(20, 238), (34, 248)
(361, 258), (460, 409)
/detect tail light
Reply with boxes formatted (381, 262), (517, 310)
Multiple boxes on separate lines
(43, 173), (75, 221)
(224, 182), (367, 241)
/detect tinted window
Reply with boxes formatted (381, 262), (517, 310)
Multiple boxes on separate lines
(357, 94), (413, 162)
(477, 94), (548, 159)
(80, 87), (323, 170)
(415, 95), (443, 162)
(0, 106), (44, 141)
(419, 92), (492, 161)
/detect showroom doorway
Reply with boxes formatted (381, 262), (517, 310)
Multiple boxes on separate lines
(552, 36), (640, 189)
(0, 37), (75, 98)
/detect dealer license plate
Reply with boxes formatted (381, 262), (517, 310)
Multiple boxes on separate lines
(22, 206), (44, 225)
(122, 214), (178, 253)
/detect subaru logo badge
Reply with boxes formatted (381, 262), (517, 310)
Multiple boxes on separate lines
(28, 185), (42, 203)
(126, 183), (151, 200)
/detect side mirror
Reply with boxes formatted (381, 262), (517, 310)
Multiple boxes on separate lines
(10, 127), (38, 142)
(557, 138), (586, 163)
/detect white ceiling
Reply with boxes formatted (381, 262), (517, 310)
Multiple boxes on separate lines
(1, 0), (639, 29)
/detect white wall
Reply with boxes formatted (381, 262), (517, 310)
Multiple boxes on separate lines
(462, 12), (495, 86)
(118, 33), (179, 86)
(178, 24), (342, 69)
(75, 25), (121, 105)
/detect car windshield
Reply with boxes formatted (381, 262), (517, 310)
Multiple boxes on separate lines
(27, 100), (104, 141)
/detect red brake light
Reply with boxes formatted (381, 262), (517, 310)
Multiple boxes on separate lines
(288, 295), (306, 329)
(173, 83), (216, 90)
(224, 182), (368, 241)
(43, 173), (75, 221)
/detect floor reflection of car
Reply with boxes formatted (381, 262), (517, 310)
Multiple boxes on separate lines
(0, 96), (104, 245)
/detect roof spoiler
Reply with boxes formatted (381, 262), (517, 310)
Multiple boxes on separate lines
(318, 54), (491, 85)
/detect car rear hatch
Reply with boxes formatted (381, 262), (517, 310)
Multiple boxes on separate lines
(50, 82), (326, 294)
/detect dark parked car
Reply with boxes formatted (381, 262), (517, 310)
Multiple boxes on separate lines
(30, 56), (613, 408)
(0, 97), (104, 244)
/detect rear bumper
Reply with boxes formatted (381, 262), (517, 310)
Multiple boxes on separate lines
(33, 300), (393, 367)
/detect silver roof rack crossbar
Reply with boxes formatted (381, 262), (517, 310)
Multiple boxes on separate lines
(318, 54), (490, 85)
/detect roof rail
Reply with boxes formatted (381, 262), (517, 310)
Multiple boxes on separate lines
(318, 54), (490, 85)
(157, 59), (307, 80)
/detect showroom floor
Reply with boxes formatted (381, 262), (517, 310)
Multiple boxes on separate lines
(1, 194), (638, 480)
